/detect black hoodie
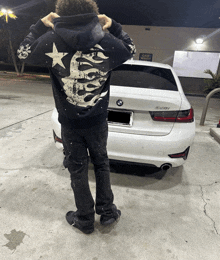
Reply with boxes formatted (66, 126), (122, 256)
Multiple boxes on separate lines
(18, 13), (136, 128)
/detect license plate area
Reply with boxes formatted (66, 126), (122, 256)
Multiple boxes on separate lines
(107, 109), (133, 126)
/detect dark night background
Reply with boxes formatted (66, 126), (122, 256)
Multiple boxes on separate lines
(1, 0), (220, 28)
(0, 0), (219, 69)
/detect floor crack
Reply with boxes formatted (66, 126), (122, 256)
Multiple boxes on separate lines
(200, 185), (219, 235)
(0, 109), (53, 131)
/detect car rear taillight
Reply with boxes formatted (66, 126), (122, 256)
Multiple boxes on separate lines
(150, 108), (194, 123)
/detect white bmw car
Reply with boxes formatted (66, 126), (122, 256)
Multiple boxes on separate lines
(52, 59), (195, 170)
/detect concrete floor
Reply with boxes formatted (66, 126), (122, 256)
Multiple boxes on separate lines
(0, 78), (220, 260)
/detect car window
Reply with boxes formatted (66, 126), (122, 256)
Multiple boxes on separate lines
(110, 64), (178, 91)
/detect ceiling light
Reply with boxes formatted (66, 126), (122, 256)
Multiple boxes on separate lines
(195, 35), (206, 44)
(195, 38), (204, 44)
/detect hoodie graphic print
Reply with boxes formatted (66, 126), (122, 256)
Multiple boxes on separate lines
(60, 44), (109, 108)
(18, 13), (136, 128)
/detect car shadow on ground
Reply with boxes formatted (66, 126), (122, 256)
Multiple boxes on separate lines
(88, 160), (183, 191)
(109, 161), (166, 180)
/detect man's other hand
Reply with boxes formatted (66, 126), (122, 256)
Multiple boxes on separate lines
(41, 12), (60, 29)
(98, 14), (112, 30)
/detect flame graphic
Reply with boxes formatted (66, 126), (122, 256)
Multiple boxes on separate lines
(62, 44), (110, 108)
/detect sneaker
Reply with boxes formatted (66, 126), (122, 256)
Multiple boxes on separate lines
(100, 206), (121, 225)
(66, 211), (94, 234)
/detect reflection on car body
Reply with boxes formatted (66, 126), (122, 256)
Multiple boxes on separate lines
(52, 59), (195, 170)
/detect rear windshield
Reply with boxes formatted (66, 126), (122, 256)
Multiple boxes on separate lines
(110, 64), (178, 91)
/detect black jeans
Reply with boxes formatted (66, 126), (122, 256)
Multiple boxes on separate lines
(61, 121), (114, 223)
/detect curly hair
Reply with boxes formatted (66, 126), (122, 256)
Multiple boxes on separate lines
(55, 0), (99, 16)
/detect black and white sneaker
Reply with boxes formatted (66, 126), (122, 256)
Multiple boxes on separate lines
(66, 211), (94, 234)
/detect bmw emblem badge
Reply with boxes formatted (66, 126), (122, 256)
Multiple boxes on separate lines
(116, 99), (123, 107)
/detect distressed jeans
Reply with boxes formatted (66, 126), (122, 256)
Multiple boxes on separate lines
(61, 121), (114, 223)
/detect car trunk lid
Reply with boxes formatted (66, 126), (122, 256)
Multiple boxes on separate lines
(108, 87), (182, 136)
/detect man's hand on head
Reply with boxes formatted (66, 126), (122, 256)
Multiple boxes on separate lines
(98, 14), (112, 30)
(41, 12), (60, 29)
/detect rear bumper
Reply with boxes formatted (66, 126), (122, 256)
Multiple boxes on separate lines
(52, 108), (195, 168)
(107, 122), (195, 168)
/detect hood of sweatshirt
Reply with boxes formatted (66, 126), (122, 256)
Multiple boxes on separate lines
(53, 13), (105, 51)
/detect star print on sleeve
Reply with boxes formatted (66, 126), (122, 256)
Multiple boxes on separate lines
(45, 42), (68, 69)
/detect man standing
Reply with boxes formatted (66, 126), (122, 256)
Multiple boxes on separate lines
(18, 0), (135, 234)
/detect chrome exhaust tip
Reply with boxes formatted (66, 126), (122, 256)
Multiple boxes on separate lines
(160, 163), (172, 171)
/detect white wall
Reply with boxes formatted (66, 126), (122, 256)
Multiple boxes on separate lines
(122, 25), (220, 66)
